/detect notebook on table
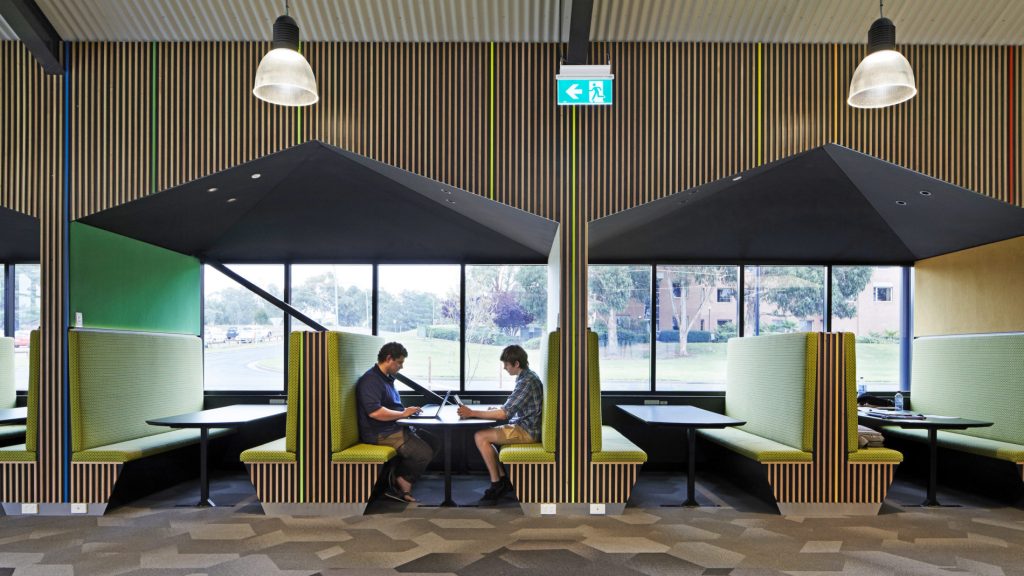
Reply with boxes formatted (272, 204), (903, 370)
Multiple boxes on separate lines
(410, 391), (450, 418)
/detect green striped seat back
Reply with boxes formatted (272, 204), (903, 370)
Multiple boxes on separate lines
(330, 331), (385, 453)
(69, 330), (205, 452)
(541, 330), (560, 453)
(725, 333), (816, 452)
(284, 332), (302, 452)
(0, 337), (13, 409)
(587, 330), (603, 453)
(912, 335), (1024, 445)
(26, 331), (40, 452)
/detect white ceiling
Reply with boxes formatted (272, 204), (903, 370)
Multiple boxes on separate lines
(2, 0), (1023, 44)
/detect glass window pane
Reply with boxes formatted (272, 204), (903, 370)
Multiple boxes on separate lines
(589, 265), (651, 391)
(13, 264), (39, 392)
(832, 266), (902, 391)
(465, 265), (547, 391)
(655, 266), (738, 391)
(378, 265), (460, 391)
(743, 265), (826, 336)
(291, 265), (372, 333)
(203, 264), (285, 392)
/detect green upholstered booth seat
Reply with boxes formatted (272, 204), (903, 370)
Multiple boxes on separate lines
(69, 330), (206, 456)
(498, 330), (560, 463)
(587, 330), (648, 464)
(0, 424), (26, 443)
(0, 331), (40, 463)
(0, 444), (35, 461)
(240, 438), (294, 463)
(882, 427), (1024, 463)
(72, 428), (231, 462)
(499, 443), (554, 463)
(329, 331), (396, 465)
(906, 335), (1024, 462)
(331, 444), (396, 464)
(0, 337), (14, 409)
(701, 426), (812, 462)
(593, 426), (648, 463)
(724, 333), (816, 452)
(847, 446), (904, 463)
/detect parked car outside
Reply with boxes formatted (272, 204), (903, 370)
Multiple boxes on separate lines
(205, 328), (227, 345)
(13, 329), (31, 348)
(226, 326), (239, 340)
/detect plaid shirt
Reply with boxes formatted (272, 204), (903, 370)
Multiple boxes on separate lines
(502, 368), (544, 441)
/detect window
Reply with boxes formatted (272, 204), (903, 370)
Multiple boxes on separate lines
(378, 265), (460, 391)
(589, 265), (651, 391)
(291, 265), (372, 333)
(833, 267), (902, 391)
(743, 265), (825, 336)
(203, 264), (285, 392)
(13, 264), (39, 391)
(656, 265), (738, 391)
(716, 288), (734, 302)
(873, 286), (893, 302)
(465, 265), (547, 390)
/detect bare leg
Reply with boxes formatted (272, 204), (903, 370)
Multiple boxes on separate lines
(474, 428), (506, 482)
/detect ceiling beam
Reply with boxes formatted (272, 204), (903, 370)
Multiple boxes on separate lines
(0, 0), (63, 74)
(565, 0), (594, 65)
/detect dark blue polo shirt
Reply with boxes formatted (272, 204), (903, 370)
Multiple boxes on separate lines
(355, 364), (405, 443)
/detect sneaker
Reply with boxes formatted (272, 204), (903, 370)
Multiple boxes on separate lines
(493, 476), (513, 499)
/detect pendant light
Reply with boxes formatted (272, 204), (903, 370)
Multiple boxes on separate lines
(847, 0), (916, 109)
(253, 0), (318, 107)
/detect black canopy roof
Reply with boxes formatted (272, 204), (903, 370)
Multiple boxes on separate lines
(79, 141), (558, 264)
(590, 144), (1024, 265)
(0, 205), (39, 261)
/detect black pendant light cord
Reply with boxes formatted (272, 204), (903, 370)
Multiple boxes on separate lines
(879, 0), (884, 18)
(285, 0), (290, 17)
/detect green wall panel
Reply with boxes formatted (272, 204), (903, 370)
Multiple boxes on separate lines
(69, 223), (200, 335)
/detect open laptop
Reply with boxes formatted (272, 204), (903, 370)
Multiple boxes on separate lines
(410, 391), (450, 418)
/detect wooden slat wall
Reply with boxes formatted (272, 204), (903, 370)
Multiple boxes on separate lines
(70, 462), (120, 503)
(2, 40), (1021, 506)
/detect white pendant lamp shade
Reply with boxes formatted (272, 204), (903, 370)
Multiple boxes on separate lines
(253, 14), (318, 107)
(848, 49), (916, 108)
(848, 16), (916, 109)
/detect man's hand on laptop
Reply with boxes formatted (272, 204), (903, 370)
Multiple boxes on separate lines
(402, 406), (422, 417)
(456, 405), (475, 419)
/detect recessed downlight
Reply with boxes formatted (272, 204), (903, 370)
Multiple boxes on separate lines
(227, 198), (237, 203)
(207, 187), (219, 193)
(895, 200), (908, 206)
(445, 198), (456, 204)
(919, 190), (932, 196)
(251, 173), (261, 179)
(732, 176), (742, 182)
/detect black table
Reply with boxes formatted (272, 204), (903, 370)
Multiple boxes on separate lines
(858, 408), (992, 507)
(147, 404), (287, 507)
(618, 405), (745, 507)
(398, 405), (495, 507)
(0, 407), (27, 425)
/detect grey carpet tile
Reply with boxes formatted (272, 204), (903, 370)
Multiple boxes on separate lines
(1, 471), (1024, 575)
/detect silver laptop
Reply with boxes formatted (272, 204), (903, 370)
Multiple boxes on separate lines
(410, 391), (450, 418)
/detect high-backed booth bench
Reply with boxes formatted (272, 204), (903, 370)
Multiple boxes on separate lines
(881, 334), (1024, 490)
(242, 331), (395, 514)
(500, 330), (647, 515)
(68, 329), (230, 513)
(1, 330), (40, 510)
(0, 337), (26, 445)
(699, 332), (903, 516)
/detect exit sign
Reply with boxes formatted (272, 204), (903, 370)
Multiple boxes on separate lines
(556, 78), (613, 106)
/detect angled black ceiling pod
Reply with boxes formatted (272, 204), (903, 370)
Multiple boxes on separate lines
(78, 141), (558, 264)
(0, 204), (40, 261)
(0, 0), (63, 74)
(589, 144), (1024, 265)
(566, 0), (595, 64)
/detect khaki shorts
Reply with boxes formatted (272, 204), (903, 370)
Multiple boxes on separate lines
(494, 424), (534, 444)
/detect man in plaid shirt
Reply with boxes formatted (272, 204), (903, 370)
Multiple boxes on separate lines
(457, 344), (543, 505)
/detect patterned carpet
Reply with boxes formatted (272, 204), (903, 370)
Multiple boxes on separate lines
(1, 470), (1023, 576)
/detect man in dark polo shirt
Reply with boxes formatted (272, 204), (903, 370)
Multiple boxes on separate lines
(356, 342), (437, 503)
